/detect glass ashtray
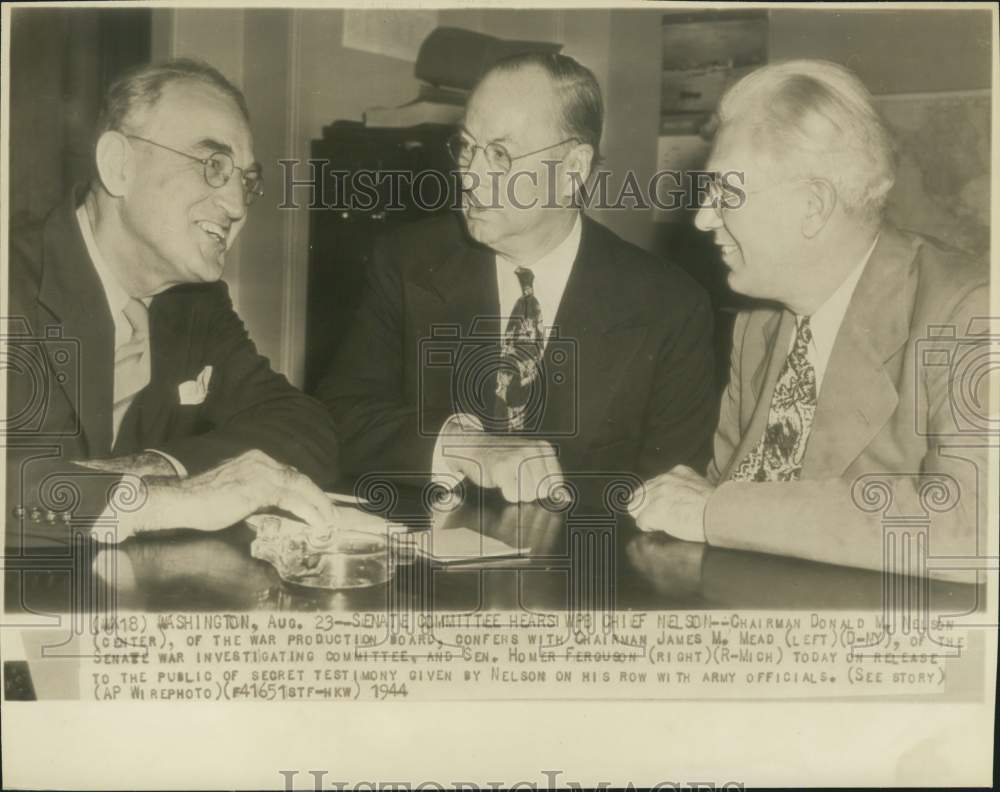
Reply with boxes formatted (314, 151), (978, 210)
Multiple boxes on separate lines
(250, 517), (395, 589)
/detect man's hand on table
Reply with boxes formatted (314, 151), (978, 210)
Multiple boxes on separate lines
(109, 450), (337, 541)
(441, 429), (565, 503)
(627, 465), (713, 543)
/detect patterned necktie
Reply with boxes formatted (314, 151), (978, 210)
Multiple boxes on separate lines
(495, 266), (545, 431)
(731, 315), (817, 482)
(112, 298), (151, 444)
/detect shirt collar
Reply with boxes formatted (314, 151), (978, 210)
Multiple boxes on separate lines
(496, 212), (583, 273)
(805, 232), (880, 365)
(76, 203), (134, 320)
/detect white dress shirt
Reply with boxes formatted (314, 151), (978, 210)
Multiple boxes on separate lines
(432, 213), (583, 482)
(76, 205), (186, 476)
(794, 233), (879, 392)
(494, 212), (582, 346)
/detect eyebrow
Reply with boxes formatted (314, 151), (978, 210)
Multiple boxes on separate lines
(458, 126), (512, 146)
(192, 137), (261, 171)
(192, 137), (233, 155)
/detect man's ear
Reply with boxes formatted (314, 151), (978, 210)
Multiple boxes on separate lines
(560, 143), (594, 205)
(801, 177), (837, 238)
(94, 131), (134, 198)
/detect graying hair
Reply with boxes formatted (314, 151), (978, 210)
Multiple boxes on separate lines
(485, 51), (604, 163)
(718, 59), (896, 219)
(96, 58), (249, 136)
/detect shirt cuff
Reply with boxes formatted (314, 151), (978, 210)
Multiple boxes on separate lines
(146, 448), (188, 478)
(431, 413), (485, 490)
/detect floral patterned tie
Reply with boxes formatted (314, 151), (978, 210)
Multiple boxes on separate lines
(731, 315), (817, 482)
(495, 266), (545, 431)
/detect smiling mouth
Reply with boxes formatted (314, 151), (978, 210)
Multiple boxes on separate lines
(718, 243), (738, 257)
(195, 220), (229, 250)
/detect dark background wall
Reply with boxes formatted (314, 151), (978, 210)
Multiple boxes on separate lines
(8, 8), (151, 225)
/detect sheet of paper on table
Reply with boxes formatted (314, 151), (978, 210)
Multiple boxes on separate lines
(335, 504), (528, 564)
(418, 524), (528, 564)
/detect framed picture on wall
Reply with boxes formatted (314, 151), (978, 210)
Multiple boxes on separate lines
(656, 10), (768, 223)
(660, 10), (768, 136)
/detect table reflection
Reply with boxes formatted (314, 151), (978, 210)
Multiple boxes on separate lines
(5, 482), (985, 616)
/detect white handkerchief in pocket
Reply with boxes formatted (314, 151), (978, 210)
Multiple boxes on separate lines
(178, 365), (213, 405)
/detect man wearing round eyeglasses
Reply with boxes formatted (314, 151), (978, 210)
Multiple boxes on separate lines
(7, 58), (339, 548)
(628, 60), (988, 579)
(321, 52), (716, 503)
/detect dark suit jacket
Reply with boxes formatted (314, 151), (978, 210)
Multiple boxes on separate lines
(318, 213), (716, 484)
(5, 191), (339, 548)
(705, 226), (989, 578)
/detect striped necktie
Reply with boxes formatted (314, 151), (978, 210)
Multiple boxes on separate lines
(495, 266), (545, 431)
(730, 315), (817, 482)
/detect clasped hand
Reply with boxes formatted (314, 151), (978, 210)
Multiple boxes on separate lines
(626, 465), (713, 543)
(444, 433), (565, 503)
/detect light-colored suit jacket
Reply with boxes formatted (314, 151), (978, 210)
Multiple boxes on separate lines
(705, 227), (991, 579)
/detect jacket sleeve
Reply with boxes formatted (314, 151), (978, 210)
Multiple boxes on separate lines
(636, 282), (718, 478)
(314, 237), (451, 477)
(5, 291), (128, 548)
(703, 283), (989, 581)
(155, 284), (339, 488)
(5, 449), (129, 550)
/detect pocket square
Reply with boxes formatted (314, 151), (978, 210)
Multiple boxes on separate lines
(178, 365), (213, 405)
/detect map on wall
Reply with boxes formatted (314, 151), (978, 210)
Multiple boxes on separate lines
(875, 90), (991, 258)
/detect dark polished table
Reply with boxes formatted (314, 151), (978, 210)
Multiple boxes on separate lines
(4, 480), (987, 616)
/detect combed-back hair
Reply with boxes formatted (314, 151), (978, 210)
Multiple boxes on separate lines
(718, 59), (896, 218)
(95, 57), (249, 136)
(485, 51), (604, 162)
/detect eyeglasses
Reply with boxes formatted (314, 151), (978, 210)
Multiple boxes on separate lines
(123, 134), (264, 206)
(447, 133), (579, 175)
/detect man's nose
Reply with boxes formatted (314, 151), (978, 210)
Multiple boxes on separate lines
(215, 174), (247, 221)
(693, 199), (721, 232)
(461, 154), (501, 206)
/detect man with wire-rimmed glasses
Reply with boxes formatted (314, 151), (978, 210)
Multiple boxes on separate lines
(6, 58), (339, 548)
(320, 52), (716, 503)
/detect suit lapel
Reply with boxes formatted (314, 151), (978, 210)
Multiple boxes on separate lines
(548, 217), (651, 439)
(418, 223), (499, 330)
(418, 215), (650, 438)
(413, 224), (501, 420)
(114, 291), (194, 453)
(36, 194), (115, 457)
(803, 228), (915, 478)
(721, 309), (794, 480)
